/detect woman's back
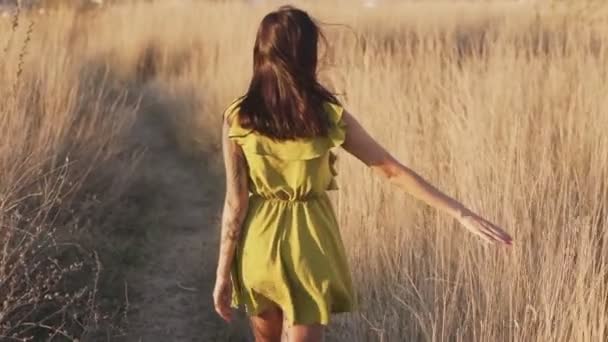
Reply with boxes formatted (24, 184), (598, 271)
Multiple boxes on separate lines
(225, 99), (347, 200)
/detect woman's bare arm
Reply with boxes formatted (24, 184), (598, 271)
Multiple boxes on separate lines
(341, 110), (512, 245)
(213, 115), (250, 322)
(216, 118), (250, 280)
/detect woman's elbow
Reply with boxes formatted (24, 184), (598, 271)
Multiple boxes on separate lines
(225, 193), (249, 216)
(370, 157), (402, 180)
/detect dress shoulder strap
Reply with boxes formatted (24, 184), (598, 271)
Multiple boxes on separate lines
(223, 97), (252, 139)
(323, 101), (347, 148)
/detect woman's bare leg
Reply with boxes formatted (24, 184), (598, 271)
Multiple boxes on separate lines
(288, 324), (324, 342)
(250, 305), (284, 342)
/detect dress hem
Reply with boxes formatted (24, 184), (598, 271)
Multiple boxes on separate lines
(231, 301), (358, 326)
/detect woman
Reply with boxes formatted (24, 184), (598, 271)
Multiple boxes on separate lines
(213, 6), (512, 342)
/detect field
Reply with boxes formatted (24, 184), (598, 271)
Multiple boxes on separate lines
(1, 1), (607, 341)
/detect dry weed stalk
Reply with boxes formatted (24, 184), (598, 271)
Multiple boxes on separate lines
(1, 4), (137, 340)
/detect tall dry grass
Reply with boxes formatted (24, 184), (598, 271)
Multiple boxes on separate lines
(0, 8), (138, 340)
(1, 1), (607, 341)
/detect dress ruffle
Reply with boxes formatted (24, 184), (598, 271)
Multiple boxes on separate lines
(223, 100), (346, 161)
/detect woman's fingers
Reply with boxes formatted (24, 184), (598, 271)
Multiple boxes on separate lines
(216, 305), (232, 322)
(214, 296), (233, 322)
(213, 282), (233, 322)
(475, 225), (497, 244)
(461, 215), (512, 246)
(462, 216), (492, 242)
(481, 219), (512, 245)
(467, 220), (495, 244)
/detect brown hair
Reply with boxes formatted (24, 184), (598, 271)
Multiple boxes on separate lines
(238, 6), (339, 140)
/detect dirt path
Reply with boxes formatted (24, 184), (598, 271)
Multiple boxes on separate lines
(121, 93), (251, 341)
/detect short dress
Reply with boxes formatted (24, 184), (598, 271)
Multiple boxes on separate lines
(224, 98), (357, 326)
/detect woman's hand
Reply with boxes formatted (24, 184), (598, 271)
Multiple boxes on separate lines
(213, 276), (233, 322)
(458, 211), (513, 245)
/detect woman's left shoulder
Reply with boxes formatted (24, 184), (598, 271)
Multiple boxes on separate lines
(222, 96), (246, 123)
(223, 96), (251, 139)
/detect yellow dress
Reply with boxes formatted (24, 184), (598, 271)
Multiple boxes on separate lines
(224, 98), (357, 326)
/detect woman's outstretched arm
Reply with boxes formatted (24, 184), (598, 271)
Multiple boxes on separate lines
(213, 115), (250, 322)
(341, 110), (512, 245)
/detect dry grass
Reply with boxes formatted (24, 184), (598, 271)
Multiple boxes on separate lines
(1, 1), (607, 341)
(0, 7), (138, 340)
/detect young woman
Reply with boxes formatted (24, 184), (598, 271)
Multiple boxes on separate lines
(213, 6), (512, 342)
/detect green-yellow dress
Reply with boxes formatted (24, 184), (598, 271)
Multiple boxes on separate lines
(224, 98), (357, 326)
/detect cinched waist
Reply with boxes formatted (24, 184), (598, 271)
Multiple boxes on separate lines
(249, 192), (324, 203)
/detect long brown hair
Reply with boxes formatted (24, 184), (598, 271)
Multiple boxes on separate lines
(238, 6), (339, 140)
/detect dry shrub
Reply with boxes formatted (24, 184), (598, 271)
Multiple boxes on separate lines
(0, 7), (137, 341)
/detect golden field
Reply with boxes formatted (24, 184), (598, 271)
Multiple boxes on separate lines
(1, 1), (607, 341)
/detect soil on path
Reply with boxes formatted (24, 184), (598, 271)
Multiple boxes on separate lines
(121, 93), (251, 342)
